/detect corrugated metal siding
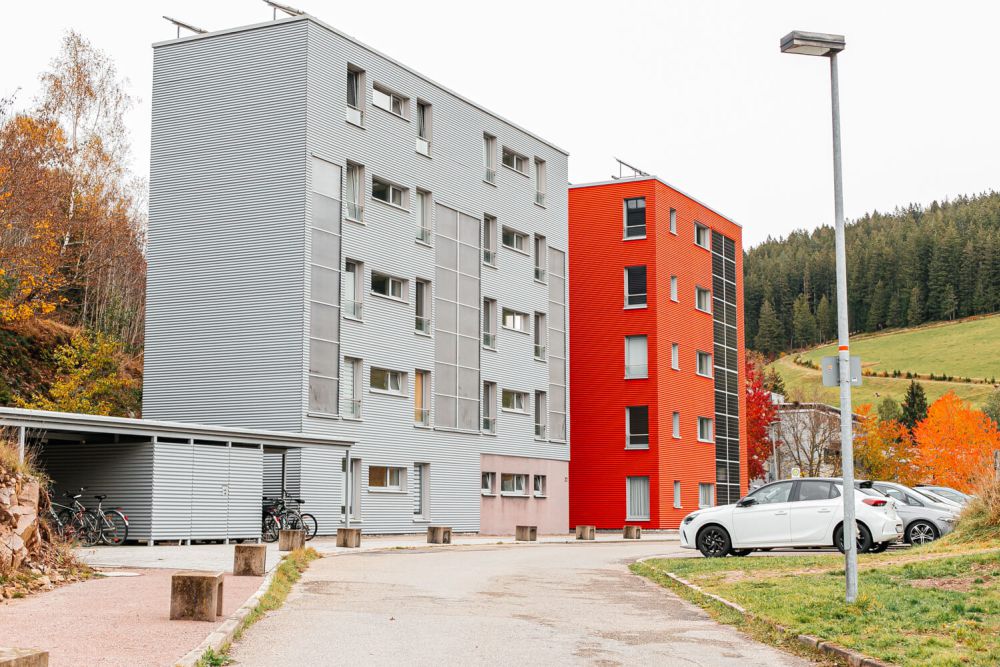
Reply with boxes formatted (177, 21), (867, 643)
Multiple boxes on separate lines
(298, 445), (345, 535)
(151, 440), (194, 539)
(41, 442), (155, 542)
(228, 444), (263, 539)
(191, 442), (229, 540)
(144, 20), (309, 430)
(263, 449), (285, 497)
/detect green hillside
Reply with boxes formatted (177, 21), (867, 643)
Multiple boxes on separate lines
(770, 314), (1000, 409)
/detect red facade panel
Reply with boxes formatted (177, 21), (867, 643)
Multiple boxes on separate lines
(568, 178), (745, 529)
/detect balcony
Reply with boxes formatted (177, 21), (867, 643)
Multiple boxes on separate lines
(534, 424), (547, 439)
(535, 192), (546, 207)
(346, 105), (363, 126)
(533, 344), (546, 360)
(346, 201), (364, 222)
(344, 300), (363, 320)
(414, 408), (430, 426)
(482, 417), (496, 434)
(416, 226), (432, 245)
(415, 316), (431, 334)
(482, 332), (496, 349)
(484, 168), (496, 184)
(534, 267), (546, 282)
(416, 137), (430, 157)
(625, 364), (648, 379)
(343, 399), (361, 419)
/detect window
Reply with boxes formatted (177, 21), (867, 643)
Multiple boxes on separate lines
(307, 157), (342, 417)
(534, 158), (546, 206)
(345, 163), (364, 221)
(672, 411), (680, 438)
(625, 266), (647, 307)
(368, 465), (404, 491)
(533, 313), (546, 359)
(371, 272), (405, 300)
(673, 481), (682, 508)
(482, 382), (497, 433)
(699, 483), (715, 508)
(626, 406), (649, 449)
(483, 215), (497, 265)
(348, 458), (362, 519)
(501, 473), (527, 495)
(482, 471), (496, 495)
(625, 335), (648, 379)
(413, 463), (430, 518)
(502, 308), (528, 333)
(671, 343), (679, 370)
(343, 357), (362, 418)
(373, 85), (407, 118)
(747, 481), (793, 505)
(798, 480), (837, 502)
(346, 66), (364, 125)
(670, 276), (678, 302)
(502, 227), (528, 252)
(534, 391), (547, 439)
(502, 389), (527, 413)
(698, 417), (714, 442)
(624, 198), (646, 238)
(344, 260), (363, 319)
(370, 367), (404, 394)
(697, 351), (712, 377)
(372, 178), (407, 208)
(696, 287), (712, 313)
(627, 476), (650, 521)
(414, 370), (430, 425)
(482, 298), (497, 348)
(415, 280), (431, 333)
(533, 474), (547, 497)
(483, 134), (497, 183)
(534, 235), (547, 281)
(695, 223), (710, 249)
(416, 101), (431, 155)
(415, 190), (431, 244)
(502, 147), (527, 173)
(670, 208), (677, 234)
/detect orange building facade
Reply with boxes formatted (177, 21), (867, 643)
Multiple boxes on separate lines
(568, 177), (746, 529)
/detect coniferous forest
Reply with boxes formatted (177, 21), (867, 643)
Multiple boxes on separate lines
(745, 192), (1000, 355)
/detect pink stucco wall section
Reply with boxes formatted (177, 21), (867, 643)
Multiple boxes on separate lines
(479, 454), (568, 535)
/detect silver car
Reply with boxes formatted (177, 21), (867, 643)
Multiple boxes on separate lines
(915, 485), (971, 507)
(871, 481), (959, 545)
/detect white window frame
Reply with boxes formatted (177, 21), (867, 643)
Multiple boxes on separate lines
(345, 163), (364, 222)
(534, 157), (547, 206)
(671, 343), (679, 370)
(699, 483), (715, 508)
(534, 390), (547, 439)
(696, 286), (712, 313)
(344, 260), (364, 320)
(482, 471), (496, 495)
(413, 462), (430, 520)
(370, 367), (405, 395)
(626, 476), (650, 521)
(483, 215), (497, 265)
(343, 357), (362, 419)
(673, 480), (682, 509)
(501, 226), (528, 253)
(415, 190), (432, 245)
(533, 474), (547, 498)
(368, 465), (405, 492)
(483, 298), (497, 349)
(624, 197), (647, 239)
(346, 66), (365, 126)
(533, 312), (546, 359)
(670, 208), (677, 235)
(416, 100), (431, 155)
(414, 279), (431, 334)
(501, 389), (527, 413)
(695, 223), (711, 249)
(626, 406), (649, 450)
(501, 147), (528, 174)
(500, 473), (528, 496)
(697, 351), (713, 377)
(372, 178), (408, 210)
(482, 381), (497, 433)
(670, 276), (678, 302)
(672, 411), (681, 439)
(624, 265), (647, 308)
(534, 234), (547, 282)
(698, 417), (715, 443)
(413, 369), (431, 426)
(502, 308), (529, 333)
(372, 85), (408, 118)
(371, 271), (406, 302)
(483, 134), (497, 184)
(625, 335), (648, 379)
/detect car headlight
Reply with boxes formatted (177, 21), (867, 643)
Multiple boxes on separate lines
(683, 513), (699, 525)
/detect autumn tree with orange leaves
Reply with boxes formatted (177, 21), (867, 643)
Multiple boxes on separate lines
(854, 403), (920, 486)
(912, 392), (1000, 493)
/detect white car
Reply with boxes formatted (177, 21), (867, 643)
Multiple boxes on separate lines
(680, 478), (904, 557)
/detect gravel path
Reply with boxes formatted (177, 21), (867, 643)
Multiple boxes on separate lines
(229, 541), (810, 666)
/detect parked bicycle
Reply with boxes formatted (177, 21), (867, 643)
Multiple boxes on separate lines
(261, 493), (318, 541)
(49, 488), (129, 546)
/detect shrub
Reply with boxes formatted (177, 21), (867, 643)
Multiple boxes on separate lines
(952, 472), (1000, 543)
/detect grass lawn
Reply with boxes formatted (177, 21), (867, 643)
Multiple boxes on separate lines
(635, 542), (1000, 666)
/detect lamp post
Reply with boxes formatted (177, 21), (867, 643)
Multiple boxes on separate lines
(780, 30), (858, 603)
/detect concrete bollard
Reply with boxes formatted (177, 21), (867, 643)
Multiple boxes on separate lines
(515, 525), (537, 542)
(426, 526), (452, 544)
(170, 571), (225, 622)
(623, 525), (642, 540)
(336, 527), (362, 548)
(234, 543), (267, 576)
(575, 525), (596, 540)
(0, 648), (49, 667)
(278, 529), (305, 552)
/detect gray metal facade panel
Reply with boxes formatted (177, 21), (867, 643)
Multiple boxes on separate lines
(144, 21), (310, 430)
(191, 443), (230, 540)
(297, 446), (345, 536)
(151, 440), (194, 539)
(228, 444), (263, 539)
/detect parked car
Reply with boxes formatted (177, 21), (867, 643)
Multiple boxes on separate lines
(680, 478), (903, 557)
(915, 484), (971, 506)
(871, 481), (960, 545)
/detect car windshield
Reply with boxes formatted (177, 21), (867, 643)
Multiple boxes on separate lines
(927, 487), (967, 502)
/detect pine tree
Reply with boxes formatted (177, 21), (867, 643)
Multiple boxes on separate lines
(866, 280), (888, 331)
(901, 380), (929, 431)
(907, 286), (924, 327)
(753, 299), (784, 356)
(886, 291), (902, 328)
(763, 367), (786, 396)
(791, 293), (818, 348)
(940, 284), (958, 320)
(816, 294), (833, 341)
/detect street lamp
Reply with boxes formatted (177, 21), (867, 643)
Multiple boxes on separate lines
(780, 30), (859, 603)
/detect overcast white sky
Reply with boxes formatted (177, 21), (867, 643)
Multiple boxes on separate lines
(3, 1), (997, 246)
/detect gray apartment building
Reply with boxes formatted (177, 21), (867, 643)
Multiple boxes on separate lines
(144, 13), (570, 534)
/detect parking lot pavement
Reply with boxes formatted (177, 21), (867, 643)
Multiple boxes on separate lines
(228, 541), (810, 666)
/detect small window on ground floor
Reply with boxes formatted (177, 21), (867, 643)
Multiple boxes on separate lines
(500, 473), (527, 495)
(533, 474), (547, 497)
(369, 465), (404, 491)
(699, 483), (715, 508)
(627, 476), (650, 521)
(482, 471), (495, 495)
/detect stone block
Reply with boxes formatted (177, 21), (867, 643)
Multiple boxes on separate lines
(278, 529), (305, 552)
(233, 544), (266, 576)
(575, 525), (596, 540)
(623, 525), (642, 539)
(336, 527), (362, 548)
(426, 526), (452, 544)
(515, 525), (537, 542)
(0, 647), (48, 667)
(170, 571), (224, 622)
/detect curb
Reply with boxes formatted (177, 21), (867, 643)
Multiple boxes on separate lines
(634, 558), (895, 667)
(174, 561), (281, 667)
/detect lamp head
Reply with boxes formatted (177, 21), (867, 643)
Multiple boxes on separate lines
(780, 31), (846, 57)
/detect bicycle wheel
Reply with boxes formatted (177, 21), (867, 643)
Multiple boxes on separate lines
(262, 514), (281, 543)
(101, 510), (129, 545)
(298, 513), (318, 541)
(71, 511), (101, 547)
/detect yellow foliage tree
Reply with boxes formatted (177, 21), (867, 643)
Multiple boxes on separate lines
(854, 403), (920, 485)
(913, 392), (1000, 493)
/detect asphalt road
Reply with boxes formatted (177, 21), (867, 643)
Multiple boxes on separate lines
(229, 541), (810, 666)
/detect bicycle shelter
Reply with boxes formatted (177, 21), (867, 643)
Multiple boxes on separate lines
(1, 407), (351, 544)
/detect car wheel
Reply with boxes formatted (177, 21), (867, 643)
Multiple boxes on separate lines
(907, 521), (938, 546)
(696, 525), (732, 558)
(729, 548), (752, 557)
(869, 540), (891, 554)
(834, 522), (873, 554)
